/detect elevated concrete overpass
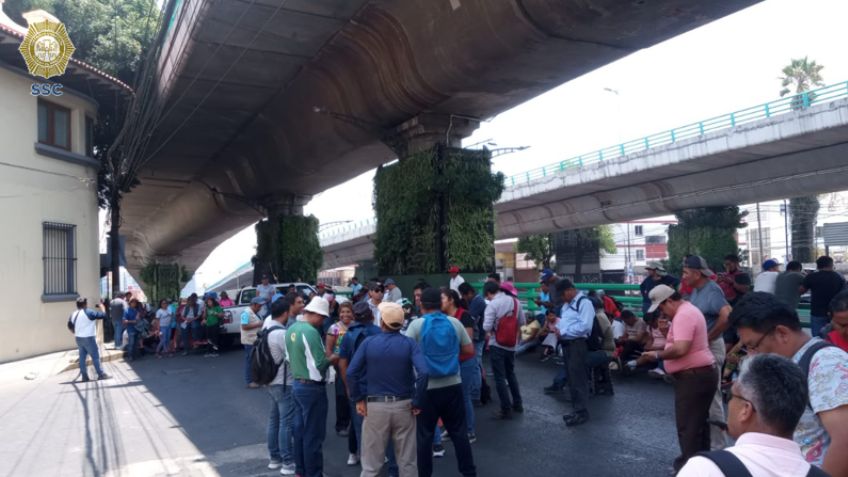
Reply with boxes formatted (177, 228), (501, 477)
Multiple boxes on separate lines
(120, 0), (760, 277)
(320, 88), (848, 269)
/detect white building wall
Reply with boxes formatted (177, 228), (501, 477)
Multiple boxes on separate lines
(0, 66), (101, 362)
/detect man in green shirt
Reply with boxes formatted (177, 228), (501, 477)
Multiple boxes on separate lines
(286, 296), (334, 477)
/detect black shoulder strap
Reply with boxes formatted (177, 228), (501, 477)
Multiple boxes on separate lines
(799, 340), (835, 411)
(696, 450), (753, 477)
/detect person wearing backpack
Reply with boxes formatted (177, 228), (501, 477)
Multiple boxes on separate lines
(482, 281), (526, 420)
(69, 297), (110, 382)
(554, 279), (595, 427)
(346, 302), (428, 477)
(729, 292), (848, 477)
(404, 287), (476, 477)
(261, 299), (296, 475)
(678, 354), (829, 477)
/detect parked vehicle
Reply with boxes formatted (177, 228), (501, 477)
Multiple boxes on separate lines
(219, 282), (317, 347)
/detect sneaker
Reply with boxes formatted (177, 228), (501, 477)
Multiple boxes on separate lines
(543, 384), (563, 395)
(97, 373), (111, 380)
(268, 459), (282, 470)
(563, 411), (589, 427)
(279, 462), (296, 475)
(337, 428), (349, 437)
(512, 403), (524, 413)
(247, 382), (260, 389)
(346, 453), (359, 466)
(80, 377), (90, 383)
(648, 368), (666, 379)
(440, 429), (450, 440)
(181, 351), (188, 356)
(432, 444), (446, 458)
(467, 432), (477, 444)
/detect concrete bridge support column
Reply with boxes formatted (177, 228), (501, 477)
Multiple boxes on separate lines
(374, 114), (504, 275)
(138, 260), (189, 302)
(253, 195), (322, 285)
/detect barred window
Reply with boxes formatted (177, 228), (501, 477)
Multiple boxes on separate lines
(43, 222), (77, 296)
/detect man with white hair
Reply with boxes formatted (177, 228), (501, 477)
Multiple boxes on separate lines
(679, 353), (827, 476)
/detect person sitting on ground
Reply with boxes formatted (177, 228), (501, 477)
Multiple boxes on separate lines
(203, 296), (223, 356)
(533, 280), (553, 325)
(644, 313), (670, 377)
(535, 310), (560, 362)
(678, 354), (828, 477)
(730, 292), (848, 476)
(618, 310), (649, 365)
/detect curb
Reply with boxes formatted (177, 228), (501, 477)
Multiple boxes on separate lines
(59, 349), (125, 374)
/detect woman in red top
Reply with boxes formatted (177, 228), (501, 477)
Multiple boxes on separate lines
(827, 291), (848, 352)
(441, 288), (479, 442)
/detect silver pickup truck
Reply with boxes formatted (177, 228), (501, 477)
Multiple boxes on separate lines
(219, 282), (316, 346)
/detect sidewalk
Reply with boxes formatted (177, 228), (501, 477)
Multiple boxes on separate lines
(0, 344), (124, 387)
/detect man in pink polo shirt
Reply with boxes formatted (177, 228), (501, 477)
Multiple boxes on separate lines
(637, 284), (716, 472)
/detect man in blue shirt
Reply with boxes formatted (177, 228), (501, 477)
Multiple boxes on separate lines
(555, 279), (594, 426)
(338, 300), (383, 467)
(347, 302), (428, 477)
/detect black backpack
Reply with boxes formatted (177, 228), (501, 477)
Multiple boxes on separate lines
(250, 325), (287, 386)
(587, 312), (605, 352)
(697, 450), (827, 477)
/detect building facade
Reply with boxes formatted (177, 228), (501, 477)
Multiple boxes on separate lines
(0, 8), (130, 362)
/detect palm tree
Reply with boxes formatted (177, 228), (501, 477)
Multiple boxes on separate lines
(779, 57), (824, 263)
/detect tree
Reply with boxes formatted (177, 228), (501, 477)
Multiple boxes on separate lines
(667, 206), (747, 275)
(779, 57), (824, 263)
(517, 234), (554, 270)
(5, 0), (160, 84)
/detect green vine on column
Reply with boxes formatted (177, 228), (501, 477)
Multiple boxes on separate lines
(254, 214), (322, 283)
(374, 146), (504, 275)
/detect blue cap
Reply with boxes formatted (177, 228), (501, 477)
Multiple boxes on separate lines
(762, 259), (779, 271)
(540, 268), (554, 282)
(384, 278), (396, 286)
(250, 296), (266, 305)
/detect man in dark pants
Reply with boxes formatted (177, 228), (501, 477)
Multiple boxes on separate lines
(404, 287), (477, 477)
(482, 281), (526, 419)
(555, 279), (594, 426)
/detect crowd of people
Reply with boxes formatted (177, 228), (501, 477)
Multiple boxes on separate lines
(67, 254), (848, 477)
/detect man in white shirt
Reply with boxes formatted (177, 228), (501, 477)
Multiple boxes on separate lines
(256, 274), (276, 317)
(69, 297), (110, 382)
(678, 353), (825, 477)
(448, 266), (465, 293)
(753, 259), (781, 294)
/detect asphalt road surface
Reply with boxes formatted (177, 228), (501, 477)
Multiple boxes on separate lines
(0, 346), (680, 477)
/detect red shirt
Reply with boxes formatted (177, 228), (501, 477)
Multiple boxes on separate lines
(827, 330), (848, 353)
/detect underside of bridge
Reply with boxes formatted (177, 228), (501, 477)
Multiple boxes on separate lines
(122, 0), (760, 279)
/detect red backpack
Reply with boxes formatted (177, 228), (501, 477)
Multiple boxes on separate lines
(495, 298), (520, 347)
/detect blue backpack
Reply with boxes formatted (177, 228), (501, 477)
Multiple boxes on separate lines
(420, 312), (459, 378)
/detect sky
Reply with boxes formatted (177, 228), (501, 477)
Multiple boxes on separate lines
(185, 0), (848, 292)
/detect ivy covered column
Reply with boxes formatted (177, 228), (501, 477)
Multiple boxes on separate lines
(374, 114), (504, 275)
(253, 195), (322, 284)
(139, 261), (190, 302)
(667, 206), (747, 275)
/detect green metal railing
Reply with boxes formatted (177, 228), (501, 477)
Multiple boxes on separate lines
(507, 80), (848, 187)
(483, 282), (812, 326)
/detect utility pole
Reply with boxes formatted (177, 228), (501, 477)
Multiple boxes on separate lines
(625, 222), (632, 284)
(756, 202), (765, 263)
(782, 199), (790, 261)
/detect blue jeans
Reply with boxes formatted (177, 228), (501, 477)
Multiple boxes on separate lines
(267, 384), (294, 465)
(126, 331), (138, 359)
(76, 336), (104, 379)
(292, 381), (328, 477)
(191, 319), (202, 340)
(157, 326), (172, 354)
(810, 315), (829, 338)
(460, 358), (480, 433)
(243, 345), (253, 385)
(112, 320), (123, 348)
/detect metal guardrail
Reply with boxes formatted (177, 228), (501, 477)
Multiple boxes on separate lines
(506, 80), (848, 186)
(489, 281), (812, 325)
(319, 217), (377, 243)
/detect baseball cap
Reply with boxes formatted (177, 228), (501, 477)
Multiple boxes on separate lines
(683, 255), (713, 277)
(645, 261), (666, 273)
(378, 302), (404, 329)
(540, 268), (555, 282)
(352, 301), (373, 320)
(647, 284), (676, 313)
(384, 278), (396, 286)
(421, 287), (442, 309)
(448, 265), (460, 274)
(75, 296), (87, 305)
(762, 259), (779, 271)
